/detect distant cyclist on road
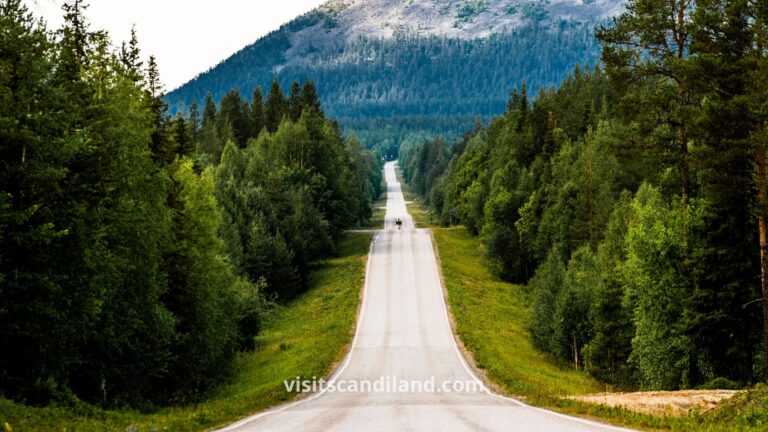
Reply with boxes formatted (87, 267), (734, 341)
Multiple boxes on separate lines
(395, 218), (402, 230)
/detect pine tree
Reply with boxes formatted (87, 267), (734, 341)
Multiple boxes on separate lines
(188, 100), (200, 137)
(689, 0), (767, 380)
(162, 159), (242, 401)
(58, 0), (89, 81)
(265, 79), (287, 133)
(202, 91), (217, 125)
(0, 0), (70, 401)
(517, 81), (528, 131)
(119, 25), (143, 84)
(172, 112), (194, 157)
(250, 85), (265, 139)
(54, 0), (90, 122)
(597, 0), (695, 207)
(145, 55), (174, 165)
(301, 80), (323, 116)
(288, 81), (302, 121)
(583, 194), (634, 385)
(217, 88), (248, 148)
(198, 93), (222, 165)
(749, 0), (768, 381)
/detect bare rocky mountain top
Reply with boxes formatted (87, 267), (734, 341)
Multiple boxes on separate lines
(315, 0), (624, 40)
(281, 0), (624, 67)
(320, 0), (624, 39)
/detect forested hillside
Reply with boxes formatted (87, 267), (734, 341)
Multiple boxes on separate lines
(0, 0), (380, 409)
(402, 0), (768, 390)
(165, 0), (618, 157)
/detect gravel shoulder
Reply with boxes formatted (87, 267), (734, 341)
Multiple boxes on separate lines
(567, 390), (741, 417)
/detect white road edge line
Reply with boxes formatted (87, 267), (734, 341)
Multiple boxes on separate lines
(215, 232), (379, 432)
(218, 161), (634, 432)
(427, 232), (635, 432)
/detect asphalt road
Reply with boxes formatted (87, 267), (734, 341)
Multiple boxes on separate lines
(217, 162), (632, 432)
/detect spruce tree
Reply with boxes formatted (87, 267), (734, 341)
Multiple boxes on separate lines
(597, 0), (695, 207)
(265, 79), (287, 133)
(119, 25), (143, 84)
(288, 81), (302, 121)
(690, 0), (767, 380)
(250, 85), (265, 139)
(301, 80), (323, 116)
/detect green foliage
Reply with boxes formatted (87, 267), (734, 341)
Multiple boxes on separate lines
(160, 160), (259, 401)
(402, 0), (768, 390)
(454, 1), (488, 26)
(433, 228), (600, 396)
(529, 248), (567, 356)
(622, 184), (701, 390)
(205, 84), (381, 300)
(699, 377), (741, 391)
(582, 194), (634, 386)
(0, 0), (379, 411)
(166, 23), (605, 153)
(0, 234), (371, 431)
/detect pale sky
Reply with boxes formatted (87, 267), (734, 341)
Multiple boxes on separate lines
(26, 0), (328, 90)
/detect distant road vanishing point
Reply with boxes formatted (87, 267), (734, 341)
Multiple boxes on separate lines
(217, 162), (633, 432)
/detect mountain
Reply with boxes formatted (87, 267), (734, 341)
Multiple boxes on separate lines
(165, 0), (625, 155)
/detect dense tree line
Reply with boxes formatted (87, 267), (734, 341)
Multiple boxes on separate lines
(339, 114), (484, 161)
(402, 0), (768, 390)
(202, 80), (383, 299)
(0, 0), (380, 409)
(165, 11), (604, 151)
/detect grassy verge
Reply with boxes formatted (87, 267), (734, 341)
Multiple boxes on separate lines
(429, 226), (768, 431)
(366, 193), (387, 229)
(396, 168), (439, 229)
(432, 228), (599, 396)
(395, 159), (768, 430)
(0, 233), (372, 432)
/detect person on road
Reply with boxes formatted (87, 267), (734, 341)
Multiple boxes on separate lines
(395, 218), (402, 230)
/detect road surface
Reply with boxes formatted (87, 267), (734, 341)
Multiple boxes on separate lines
(218, 162), (631, 432)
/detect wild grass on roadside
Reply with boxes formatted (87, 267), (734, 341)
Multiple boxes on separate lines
(0, 234), (372, 432)
(432, 228), (599, 396)
(398, 172), (439, 228)
(431, 227), (768, 431)
(367, 193), (387, 229)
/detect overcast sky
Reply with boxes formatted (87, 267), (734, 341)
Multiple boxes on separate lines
(26, 0), (328, 90)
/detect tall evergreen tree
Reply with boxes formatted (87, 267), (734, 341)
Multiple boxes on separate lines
(265, 79), (287, 133)
(217, 88), (249, 148)
(690, 0), (767, 379)
(597, 0), (695, 207)
(118, 25), (143, 84)
(300, 80), (323, 116)
(287, 81), (302, 121)
(250, 85), (265, 139)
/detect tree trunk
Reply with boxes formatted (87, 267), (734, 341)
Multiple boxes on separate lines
(587, 145), (594, 246)
(755, 11), (768, 380)
(573, 333), (580, 371)
(758, 124), (768, 378)
(679, 120), (689, 208)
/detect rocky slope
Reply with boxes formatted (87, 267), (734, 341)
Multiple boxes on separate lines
(166, 0), (625, 153)
(312, 0), (622, 40)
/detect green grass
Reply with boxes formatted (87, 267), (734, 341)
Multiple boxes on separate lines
(428, 225), (768, 431)
(397, 170), (440, 229)
(0, 233), (372, 432)
(403, 195), (439, 229)
(394, 162), (768, 430)
(366, 193), (387, 229)
(432, 228), (600, 396)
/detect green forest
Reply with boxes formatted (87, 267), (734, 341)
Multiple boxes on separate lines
(0, 0), (381, 409)
(402, 0), (768, 390)
(165, 12), (604, 158)
(7, 0), (768, 429)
